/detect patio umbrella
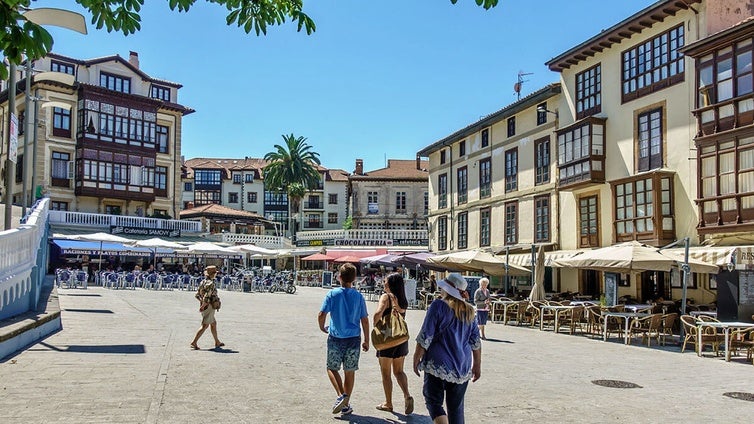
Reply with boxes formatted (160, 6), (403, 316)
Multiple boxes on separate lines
(334, 255), (363, 263)
(394, 252), (447, 272)
(427, 249), (531, 276)
(552, 241), (719, 274)
(529, 245), (547, 301)
(128, 237), (187, 270)
(233, 244), (280, 257)
(359, 253), (400, 267)
(63, 232), (135, 275)
(182, 242), (241, 267)
(301, 253), (336, 261)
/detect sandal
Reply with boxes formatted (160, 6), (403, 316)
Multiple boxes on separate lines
(405, 396), (414, 415)
(215, 342), (225, 348)
(190, 344), (199, 350)
(375, 403), (393, 412)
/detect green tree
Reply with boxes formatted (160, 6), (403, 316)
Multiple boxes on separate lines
(263, 133), (321, 239)
(0, 0), (498, 80)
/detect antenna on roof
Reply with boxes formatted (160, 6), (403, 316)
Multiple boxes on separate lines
(514, 71), (533, 101)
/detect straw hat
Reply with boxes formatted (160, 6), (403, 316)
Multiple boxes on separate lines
(437, 273), (468, 301)
(204, 265), (218, 277)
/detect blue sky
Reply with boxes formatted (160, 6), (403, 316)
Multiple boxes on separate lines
(39, 0), (657, 173)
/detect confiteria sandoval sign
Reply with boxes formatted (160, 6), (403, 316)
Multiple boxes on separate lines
(110, 226), (181, 238)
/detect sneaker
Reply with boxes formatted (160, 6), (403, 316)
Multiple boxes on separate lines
(332, 394), (349, 414)
(340, 405), (353, 415)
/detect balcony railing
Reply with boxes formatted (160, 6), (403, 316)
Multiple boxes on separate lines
(304, 202), (323, 210)
(694, 92), (754, 137)
(218, 233), (291, 249)
(305, 222), (323, 229)
(48, 210), (202, 233)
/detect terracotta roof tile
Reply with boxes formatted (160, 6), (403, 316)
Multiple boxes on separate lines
(351, 159), (428, 181)
(179, 203), (268, 221)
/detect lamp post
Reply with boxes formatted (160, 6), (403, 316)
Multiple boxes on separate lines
(2, 7), (86, 229)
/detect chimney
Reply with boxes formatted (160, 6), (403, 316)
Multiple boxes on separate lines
(416, 157), (421, 170)
(128, 51), (139, 69)
(355, 159), (363, 175)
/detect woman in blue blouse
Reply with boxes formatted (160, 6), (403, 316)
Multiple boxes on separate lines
(413, 273), (482, 424)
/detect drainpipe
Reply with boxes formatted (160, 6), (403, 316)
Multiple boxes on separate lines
(171, 116), (178, 219)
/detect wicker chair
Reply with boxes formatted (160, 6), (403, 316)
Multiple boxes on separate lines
(680, 314), (723, 355)
(583, 305), (603, 338)
(628, 313), (663, 346)
(660, 313), (678, 346)
(555, 306), (584, 335)
(728, 327), (754, 363)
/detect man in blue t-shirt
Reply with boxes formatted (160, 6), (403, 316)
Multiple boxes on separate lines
(318, 262), (369, 416)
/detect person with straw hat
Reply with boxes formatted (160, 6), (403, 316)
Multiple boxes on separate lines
(413, 273), (482, 424)
(190, 266), (225, 350)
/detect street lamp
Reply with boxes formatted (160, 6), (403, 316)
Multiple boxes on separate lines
(4, 7), (86, 229)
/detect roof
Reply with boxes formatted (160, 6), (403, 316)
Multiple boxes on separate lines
(47, 52), (183, 88)
(179, 204), (268, 221)
(417, 84), (561, 157)
(681, 15), (754, 57)
(350, 159), (429, 181)
(546, 0), (701, 72)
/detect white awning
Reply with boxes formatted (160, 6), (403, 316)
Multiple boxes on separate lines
(501, 249), (585, 268)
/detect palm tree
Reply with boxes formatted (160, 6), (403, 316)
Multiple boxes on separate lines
(263, 134), (322, 239)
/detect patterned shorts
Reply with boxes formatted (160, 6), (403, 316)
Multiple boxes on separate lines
(327, 335), (361, 371)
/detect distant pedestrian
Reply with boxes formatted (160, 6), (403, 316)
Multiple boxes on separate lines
(473, 277), (491, 340)
(428, 274), (437, 293)
(413, 273), (482, 424)
(190, 265), (224, 350)
(373, 273), (414, 415)
(317, 263), (369, 417)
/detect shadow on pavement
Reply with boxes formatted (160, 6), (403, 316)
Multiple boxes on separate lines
(334, 412), (433, 423)
(483, 338), (513, 344)
(212, 347), (238, 354)
(58, 293), (102, 297)
(39, 342), (145, 354)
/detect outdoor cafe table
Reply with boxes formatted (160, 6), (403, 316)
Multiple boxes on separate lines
(623, 304), (654, 313)
(540, 305), (576, 331)
(601, 311), (651, 344)
(569, 300), (597, 306)
(690, 310), (718, 318)
(490, 300), (518, 324)
(696, 321), (754, 361)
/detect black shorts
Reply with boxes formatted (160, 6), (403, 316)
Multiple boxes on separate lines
(376, 340), (409, 359)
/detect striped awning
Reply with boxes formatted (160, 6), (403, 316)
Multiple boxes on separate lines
(668, 245), (754, 268)
(501, 249), (584, 268)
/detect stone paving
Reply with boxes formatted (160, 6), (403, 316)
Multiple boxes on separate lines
(1, 285), (754, 423)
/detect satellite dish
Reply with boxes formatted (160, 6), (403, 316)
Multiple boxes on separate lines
(513, 82), (521, 94)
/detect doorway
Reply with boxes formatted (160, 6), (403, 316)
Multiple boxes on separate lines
(580, 270), (600, 299)
(640, 271), (669, 302)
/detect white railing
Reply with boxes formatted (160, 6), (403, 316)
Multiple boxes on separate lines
(48, 210), (202, 233)
(219, 233), (292, 249)
(296, 229), (428, 241)
(0, 199), (50, 320)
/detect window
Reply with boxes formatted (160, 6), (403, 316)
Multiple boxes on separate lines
(505, 202), (518, 245)
(459, 140), (466, 157)
(307, 195), (321, 208)
(51, 151), (70, 186)
(455, 212), (468, 250)
(151, 85), (171, 102)
(479, 207), (491, 247)
(437, 216), (448, 251)
(505, 148), (518, 192)
(638, 109), (663, 171)
(457, 166), (468, 204)
(18, 110), (24, 135)
(440, 150), (447, 164)
(424, 192), (428, 215)
(245, 173), (254, 183)
(52, 107), (71, 137)
(622, 25), (684, 102)
(395, 191), (407, 214)
(233, 173), (242, 184)
(557, 119), (606, 186)
(248, 192), (258, 203)
(112, 163), (129, 184)
(579, 195), (599, 247)
(155, 166), (167, 192)
(329, 193), (338, 204)
(156, 125), (169, 154)
(307, 214), (322, 228)
(368, 191), (379, 214)
(264, 190), (288, 206)
(537, 102), (547, 125)
(576, 64), (601, 119)
(507, 116), (516, 137)
(228, 192), (239, 203)
(481, 128), (489, 148)
(535, 137), (550, 185)
(51, 201), (69, 211)
(195, 169), (222, 185)
(328, 213), (338, 224)
(438, 174), (448, 208)
(195, 190), (221, 205)
(15, 154), (23, 183)
(184, 182), (193, 191)
(535, 195), (550, 243)
(51, 60), (74, 75)
(699, 136), (754, 227)
(614, 176), (674, 237)
(99, 72), (131, 93)
(479, 158), (491, 198)
(105, 205), (122, 215)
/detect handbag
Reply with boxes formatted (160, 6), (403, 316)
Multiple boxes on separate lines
(371, 295), (409, 350)
(210, 294), (221, 311)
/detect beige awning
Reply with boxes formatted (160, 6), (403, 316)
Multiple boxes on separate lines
(668, 245), (754, 269)
(503, 249), (585, 268)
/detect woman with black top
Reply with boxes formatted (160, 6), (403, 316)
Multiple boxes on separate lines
(373, 273), (414, 415)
